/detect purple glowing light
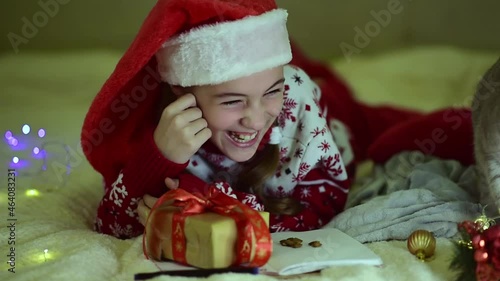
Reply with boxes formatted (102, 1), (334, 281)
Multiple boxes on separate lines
(12, 157), (19, 164)
(38, 129), (46, 138)
(9, 138), (19, 146)
(33, 147), (40, 154)
(22, 124), (30, 134)
(5, 131), (12, 140)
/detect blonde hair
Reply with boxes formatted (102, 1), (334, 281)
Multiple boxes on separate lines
(159, 84), (302, 215)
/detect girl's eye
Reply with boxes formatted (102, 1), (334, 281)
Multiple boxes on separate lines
(265, 89), (282, 97)
(221, 100), (242, 106)
(220, 89), (281, 106)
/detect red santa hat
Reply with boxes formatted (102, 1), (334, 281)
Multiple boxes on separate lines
(81, 0), (292, 178)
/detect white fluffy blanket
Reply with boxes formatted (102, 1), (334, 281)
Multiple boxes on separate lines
(0, 46), (498, 281)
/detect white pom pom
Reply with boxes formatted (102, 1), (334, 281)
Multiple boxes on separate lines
(269, 126), (282, 145)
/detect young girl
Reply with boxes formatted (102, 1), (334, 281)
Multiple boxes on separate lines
(82, 0), (475, 239)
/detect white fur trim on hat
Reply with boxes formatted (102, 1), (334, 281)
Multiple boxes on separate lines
(155, 9), (292, 86)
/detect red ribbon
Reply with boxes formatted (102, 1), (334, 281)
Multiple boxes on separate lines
(142, 186), (272, 268)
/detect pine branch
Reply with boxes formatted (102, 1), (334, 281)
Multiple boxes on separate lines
(449, 241), (477, 281)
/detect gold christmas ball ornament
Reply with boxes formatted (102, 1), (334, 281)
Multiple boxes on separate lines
(407, 229), (436, 261)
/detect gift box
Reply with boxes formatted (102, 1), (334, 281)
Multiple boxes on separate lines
(143, 187), (272, 269)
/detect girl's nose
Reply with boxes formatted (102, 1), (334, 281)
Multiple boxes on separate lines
(241, 106), (266, 131)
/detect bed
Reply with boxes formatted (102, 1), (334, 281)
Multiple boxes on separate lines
(0, 46), (498, 281)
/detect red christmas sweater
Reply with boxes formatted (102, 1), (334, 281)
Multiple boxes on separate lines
(94, 65), (358, 238)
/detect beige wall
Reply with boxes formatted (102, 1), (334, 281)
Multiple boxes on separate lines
(2, 0), (499, 60)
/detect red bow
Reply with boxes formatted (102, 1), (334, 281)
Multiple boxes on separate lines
(142, 186), (272, 267)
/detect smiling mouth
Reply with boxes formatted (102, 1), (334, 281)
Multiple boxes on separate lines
(228, 131), (258, 143)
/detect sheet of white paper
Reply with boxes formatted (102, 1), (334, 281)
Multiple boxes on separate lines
(263, 228), (383, 276)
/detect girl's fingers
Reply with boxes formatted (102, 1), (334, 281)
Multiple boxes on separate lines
(165, 177), (180, 190)
(143, 194), (158, 208)
(137, 199), (149, 225)
(189, 117), (209, 135)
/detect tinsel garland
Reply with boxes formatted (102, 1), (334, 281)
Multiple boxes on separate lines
(449, 213), (500, 281)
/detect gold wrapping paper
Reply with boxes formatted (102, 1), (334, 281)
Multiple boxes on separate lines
(159, 211), (270, 269)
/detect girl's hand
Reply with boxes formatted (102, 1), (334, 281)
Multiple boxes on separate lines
(137, 194), (158, 226)
(154, 93), (212, 164)
(137, 178), (179, 226)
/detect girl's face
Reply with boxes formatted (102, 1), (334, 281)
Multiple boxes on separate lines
(191, 66), (285, 162)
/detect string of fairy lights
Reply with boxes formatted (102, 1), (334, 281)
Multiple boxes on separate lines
(3, 124), (74, 265)
(3, 124), (72, 188)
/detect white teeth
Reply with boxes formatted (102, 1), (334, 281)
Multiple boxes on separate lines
(229, 131), (257, 143)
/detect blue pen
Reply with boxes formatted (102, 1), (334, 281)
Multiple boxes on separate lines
(134, 267), (259, 280)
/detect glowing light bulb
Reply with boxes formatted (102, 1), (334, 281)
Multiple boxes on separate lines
(33, 147), (40, 154)
(22, 124), (30, 134)
(26, 189), (40, 197)
(4, 130), (12, 140)
(43, 249), (48, 262)
(12, 157), (19, 164)
(9, 138), (18, 146)
(38, 129), (46, 138)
